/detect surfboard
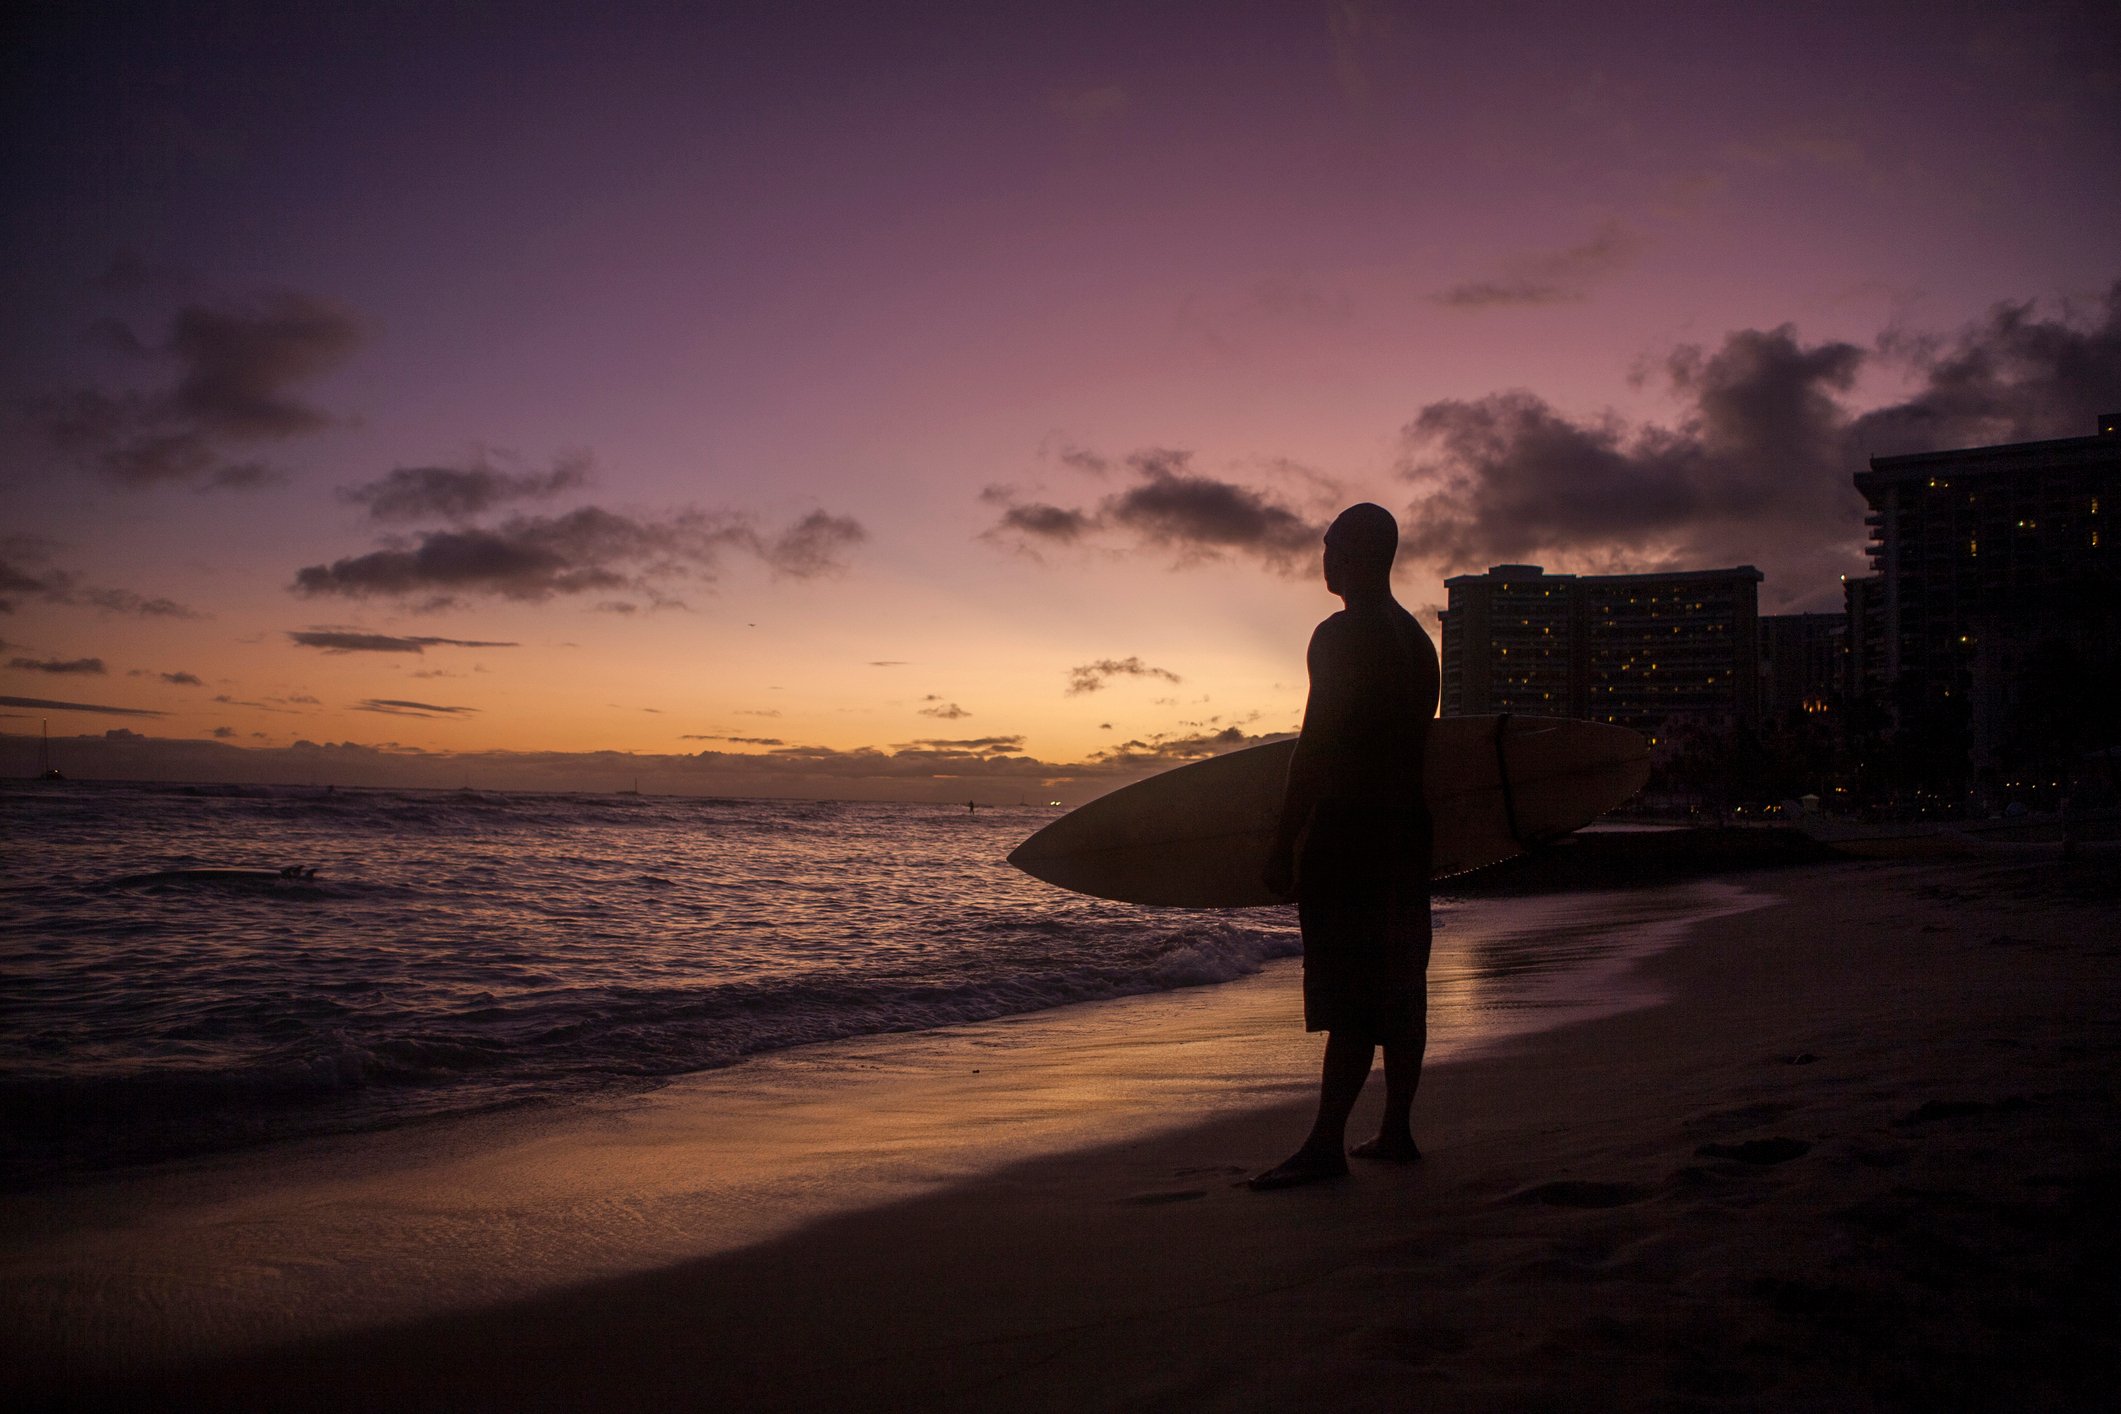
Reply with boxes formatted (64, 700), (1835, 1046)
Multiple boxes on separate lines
(1008, 714), (1650, 907)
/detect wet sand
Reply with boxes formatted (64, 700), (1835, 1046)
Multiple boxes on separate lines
(12, 854), (2121, 1411)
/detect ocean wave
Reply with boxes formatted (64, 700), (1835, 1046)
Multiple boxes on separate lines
(0, 912), (1297, 1187)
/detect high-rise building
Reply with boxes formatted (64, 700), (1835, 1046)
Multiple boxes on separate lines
(1842, 574), (1889, 704)
(1759, 612), (1844, 723)
(1440, 564), (1762, 738)
(1437, 564), (1582, 717)
(1853, 418), (2118, 772)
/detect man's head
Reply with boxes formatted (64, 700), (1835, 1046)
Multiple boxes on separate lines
(1323, 502), (1398, 597)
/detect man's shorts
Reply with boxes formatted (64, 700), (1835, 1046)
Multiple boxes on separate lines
(1297, 801), (1433, 1042)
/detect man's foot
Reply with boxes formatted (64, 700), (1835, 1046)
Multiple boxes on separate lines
(1246, 1151), (1350, 1191)
(1349, 1134), (1422, 1164)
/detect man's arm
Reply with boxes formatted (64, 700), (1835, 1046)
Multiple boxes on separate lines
(1264, 621), (1352, 899)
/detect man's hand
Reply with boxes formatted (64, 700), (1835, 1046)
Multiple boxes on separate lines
(1262, 847), (1296, 902)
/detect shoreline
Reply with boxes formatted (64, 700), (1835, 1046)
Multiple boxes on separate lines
(12, 855), (2121, 1409)
(2, 879), (1756, 1383)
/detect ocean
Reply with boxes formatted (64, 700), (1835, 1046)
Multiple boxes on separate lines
(1, 781), (1746, 1190)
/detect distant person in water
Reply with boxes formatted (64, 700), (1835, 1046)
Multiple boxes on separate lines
(1252, 503), (1439, 1190)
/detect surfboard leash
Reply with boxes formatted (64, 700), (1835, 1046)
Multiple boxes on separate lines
(1494, 712), (1527, 849)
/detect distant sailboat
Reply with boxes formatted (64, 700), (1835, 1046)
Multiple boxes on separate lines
(619, 776), (641, 796)
(37, 720), (65, 782)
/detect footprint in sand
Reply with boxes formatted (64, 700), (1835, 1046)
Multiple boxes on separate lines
(1505, 1179), (1653, 1209)
(1695, 1137), (1812, 1165)
(1685, 1102), (1793, 1134)
(1901, 1097), (2032, 1124)
(1122, 1188), (1208, 1205)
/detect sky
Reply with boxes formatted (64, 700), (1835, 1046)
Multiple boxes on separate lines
(3, 0), (2117, 799)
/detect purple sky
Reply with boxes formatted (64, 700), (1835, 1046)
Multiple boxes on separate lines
(3, 0), (2116, 796)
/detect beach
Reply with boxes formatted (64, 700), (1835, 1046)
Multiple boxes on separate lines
(9, 851), (2119, 1411)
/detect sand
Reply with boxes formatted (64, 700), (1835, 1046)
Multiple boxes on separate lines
(8, 853), (2119, 1412)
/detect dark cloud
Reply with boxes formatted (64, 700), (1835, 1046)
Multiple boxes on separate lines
(354, 699), (479, 718)
(0, 694), (164, 717)
(287, 630), (520, 654)
(1853, 280), (2121, 454)
(160, 671), (203, 686)
(681, 734), (785, 746)
(340, 452), (592, 523)
(997, 503), (1094, 542)
(30, 291), (363, 487)
(1435, 222), (1645, 309)
(2, 720), (1273, 799)
(891, 735), (1027, 754)
(1039, 440), (1111, 475)
(211, 693), (308, 715)
(0, 549), (202, 619)
(294, 507), (746, 602)
(984, 448), (1320, 569)
(1399, 282), (2121, 610)
(1091, 725), (1295, 768)
(867, 660), (909, 667)
(1066, 657), (1182, 695)
(292, 506), (863, 603)
(9, 656), (106, 675)
(1106, 451), (1318, 562)
(762, 511), (866, 579)
(212, 726), (236, 739)
(918, 697), (970, 719)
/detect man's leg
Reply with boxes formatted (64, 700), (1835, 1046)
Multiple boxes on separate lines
(1248, 1031), (1373, 1189)
(1351, 1021), (1424, 1162)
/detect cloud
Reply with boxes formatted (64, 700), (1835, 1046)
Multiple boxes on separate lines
(212, 726), (236, 739)
(293, 507), (749, 602)
(1436, 221), (1646, 309)
(867, 660), (909, 667)
(160, 671), (203, 685)
(0, 545), (203, 619)
(1091, 724), (1296, 768)
(984, 448), (1321, 569)
(1852, 281), (2121, 453)
(287, 629), (520, 653)
(9, 656), (106, 675)
(354, 699), (479, 718)
(1398, 280), (2121, 609)
(0, 694), (165, 717)
(340, 451), (592, 522)
(891, 735), (1027, 754)
(1, 721), (1276, 800)
(1066, 657), (1182, 695)
(680, 734), (785, 746)
(292, 506), (864, 603)
(762, 511), (866, 579)
(919, 696), (971, 719)
(1035, 438), (1111, 475)
(30, 290), (364, 487)
(995, 503), (1095, 542)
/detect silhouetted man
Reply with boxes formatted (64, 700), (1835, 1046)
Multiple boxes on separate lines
(1252, 503), (1438, 1190)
